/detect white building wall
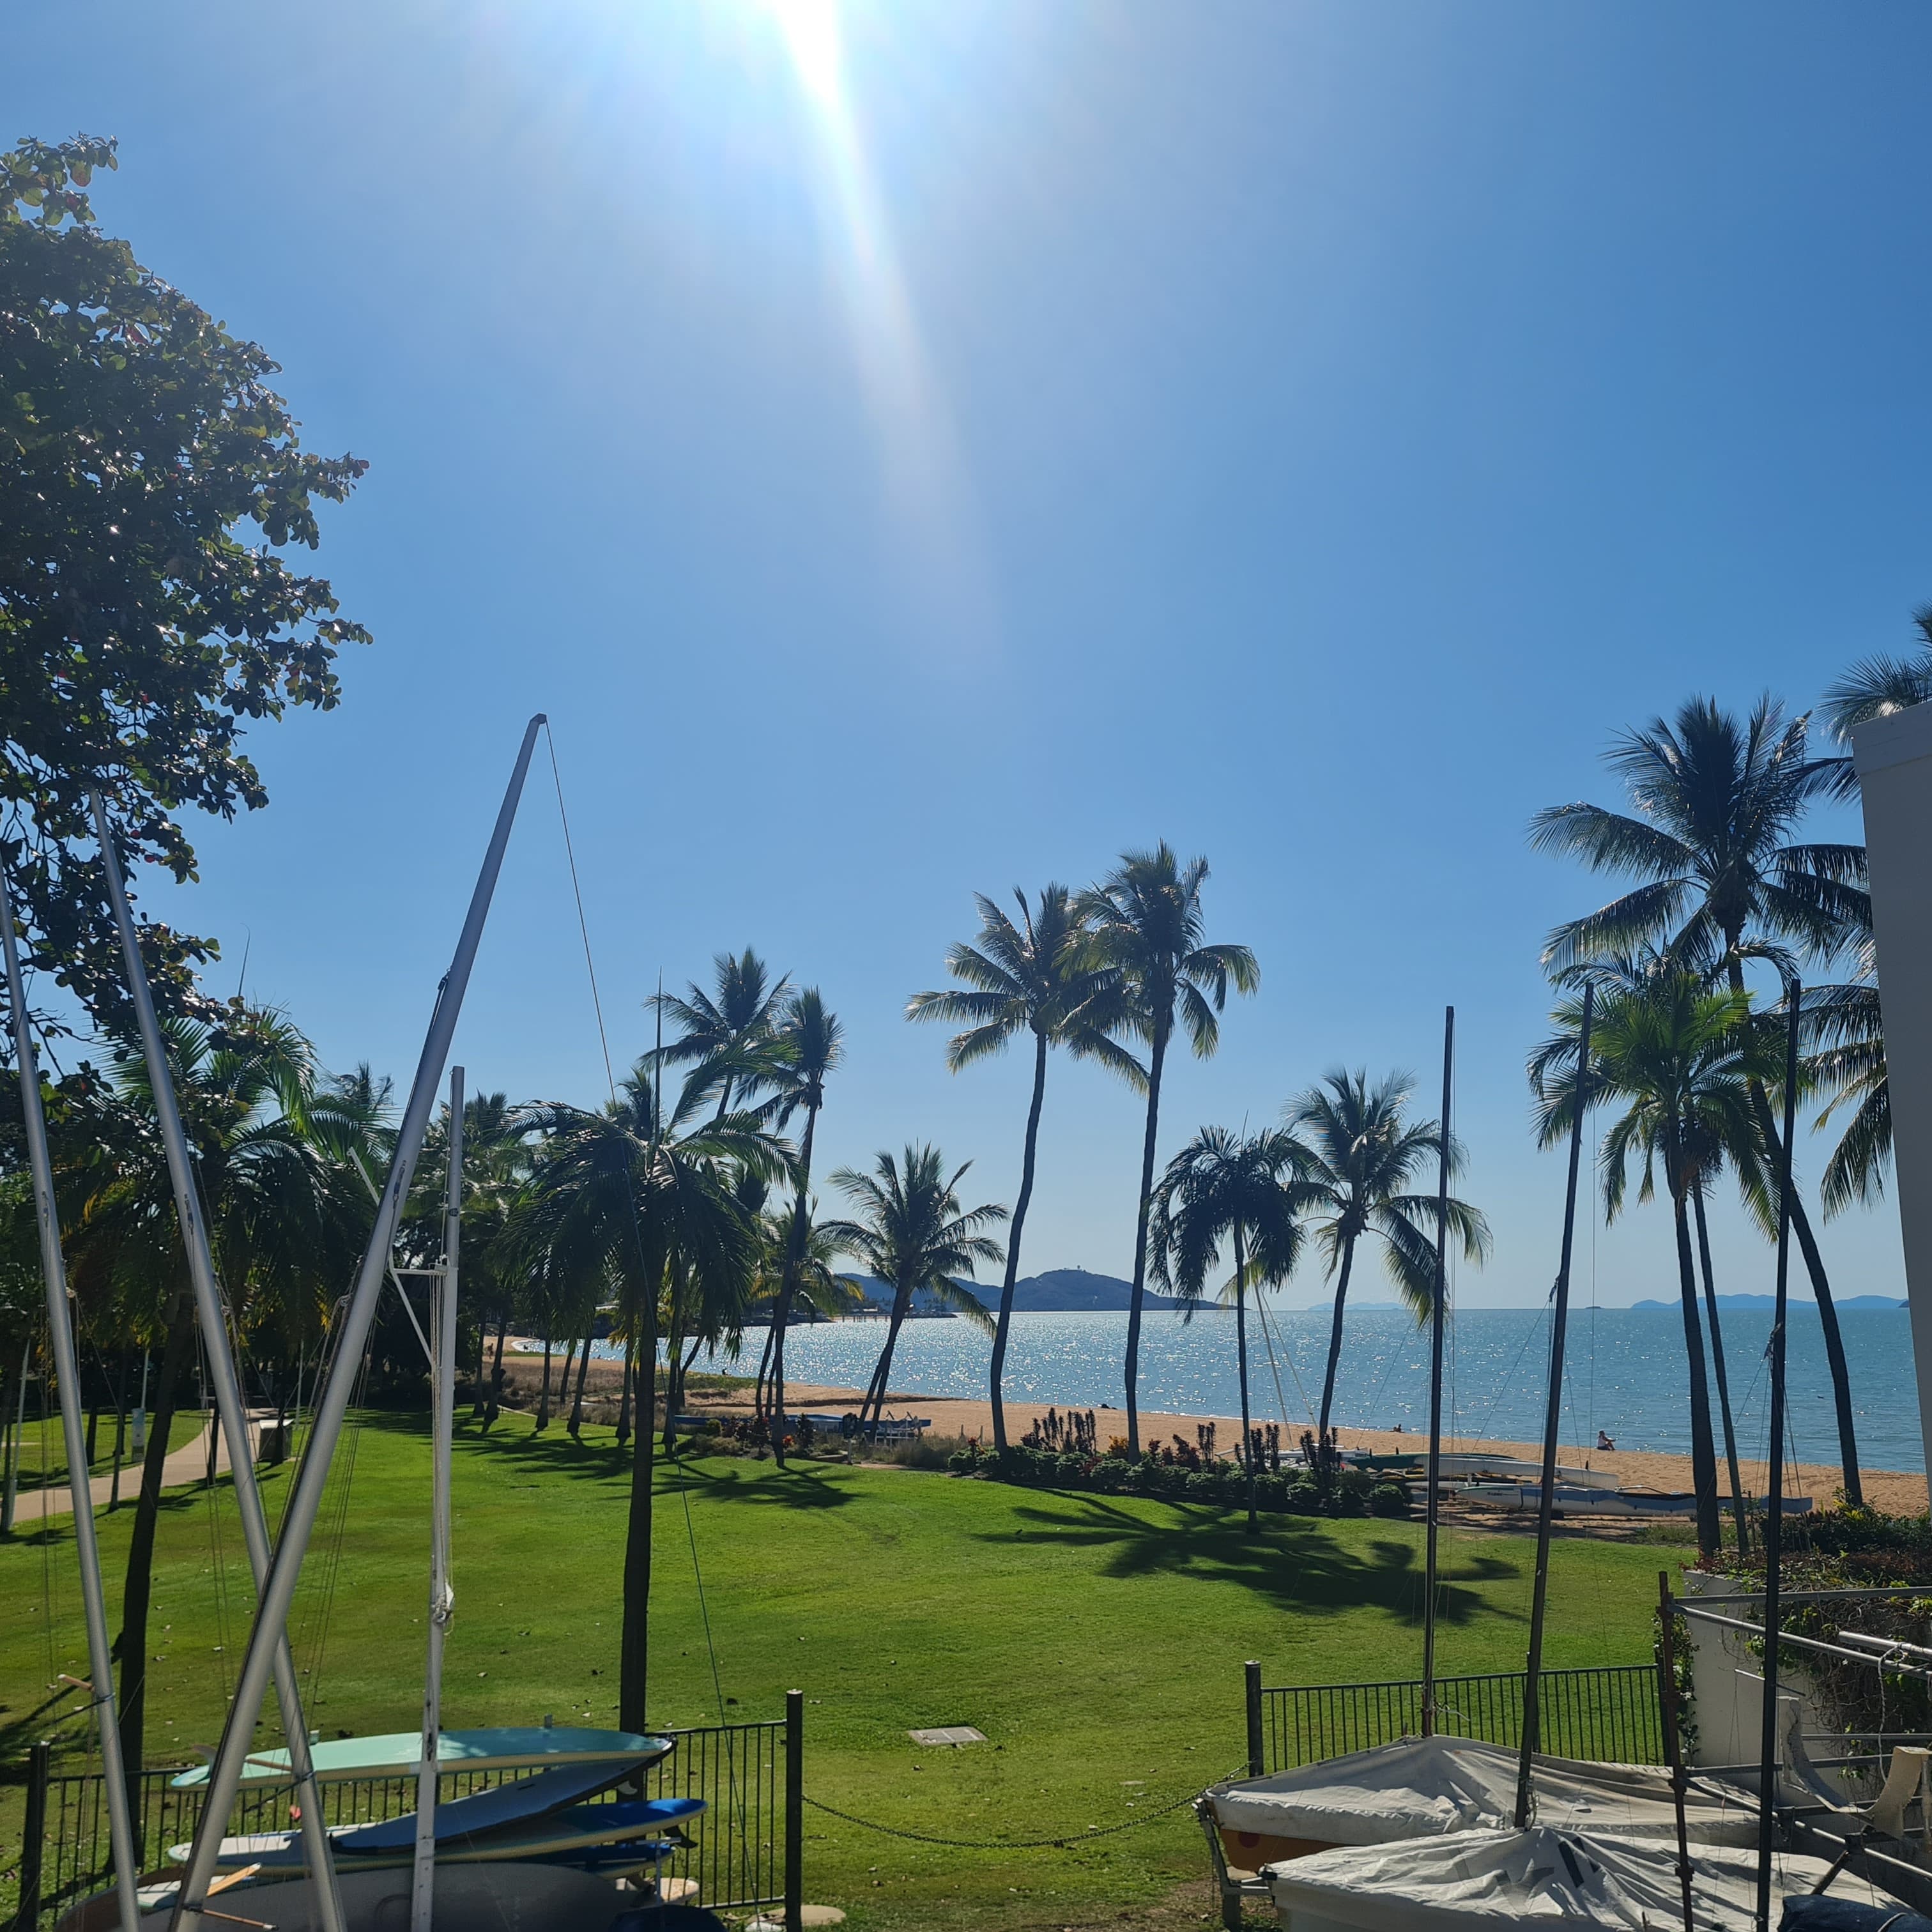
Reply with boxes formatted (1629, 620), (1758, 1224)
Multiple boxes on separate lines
(1853, 703), (1932, 1485)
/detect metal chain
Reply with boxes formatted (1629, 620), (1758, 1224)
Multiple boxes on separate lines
(799, 1766), (1245, 1851)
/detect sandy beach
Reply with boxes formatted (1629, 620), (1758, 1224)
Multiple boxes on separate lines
(681, 1381), (1931, 1518)
(498, 1346), (1928, 1518)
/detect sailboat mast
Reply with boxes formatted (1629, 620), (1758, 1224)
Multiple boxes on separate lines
(91, 793), (348, 1932)
(0, 874), (141, 1932)
(1755, 976), (1802, 1932)
(412, 1068), (463, 1932)
(1514, 984), (1594, 1827)
(172, 714), (544, 1932)
(1421, 1004), (1454, 1738)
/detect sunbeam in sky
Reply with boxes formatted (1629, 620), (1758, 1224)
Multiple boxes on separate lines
(767, 0), (997, 663)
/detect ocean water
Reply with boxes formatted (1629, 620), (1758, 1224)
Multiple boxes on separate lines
(687, 1302), (1926, 1473)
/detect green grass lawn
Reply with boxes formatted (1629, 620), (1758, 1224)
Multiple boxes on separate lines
(4, 1409), (206, 1492)
(0, 1409), (1689, 1929)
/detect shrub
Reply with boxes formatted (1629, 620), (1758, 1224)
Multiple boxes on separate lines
(1370, 1482), (1411, 1519)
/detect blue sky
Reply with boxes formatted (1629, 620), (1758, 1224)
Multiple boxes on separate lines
(13, 1), (1930, 1308)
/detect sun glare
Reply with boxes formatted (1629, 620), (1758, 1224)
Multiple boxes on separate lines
(768, 0), (844, 111)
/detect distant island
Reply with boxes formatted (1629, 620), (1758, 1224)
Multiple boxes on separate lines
(1628, 1292), (1905, 1312)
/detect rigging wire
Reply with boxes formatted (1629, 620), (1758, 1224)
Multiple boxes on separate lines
(544, 723), (735, 1742)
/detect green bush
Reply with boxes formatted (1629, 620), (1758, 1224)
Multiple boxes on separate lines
(1370, 1482), (1411, 1519)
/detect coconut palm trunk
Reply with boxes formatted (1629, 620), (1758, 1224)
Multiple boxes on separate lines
(118, 1291), (194, 1821)
(1316, 1236), (1358, 1442)
(619, 1285), (657, 1733)
(535, 1331), (554, 1429)
(990, 1031), (1050, 1452)
(1666, 1153), (1722, 1555)
(862, 1283), (916, 1430)
(1726, 960), (1862, 1503)
(486, 1310), (507, 1427)
(1124, 1029), (1170, 1458)
(1232, 1220), (1256, 1534)
(1692, 1180), (1750, 1555)
(615, 1344), (634, 1450)
(769, 1103), (820, 1466)
(568, 1331), (592, 1436)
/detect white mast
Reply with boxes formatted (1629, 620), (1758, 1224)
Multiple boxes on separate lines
(0, 872), (142, 1932)
(172, 714), (544, 1932)
(91, 793), (348, 1932)
(411, 1067), (463, 1932)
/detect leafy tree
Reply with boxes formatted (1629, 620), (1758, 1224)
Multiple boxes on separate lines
(1, 137), (369, 1031)
(822, 1145), (1002, 1430)
(907, 885), (1140, 1449)
(1151, 1125), (1304, 1532)
(761, 990), (843, 1464)
(1528, 695), (1868, 1500)
(513, 1061), (786, 1728)
(1075, 846), (1257, 1455)
(1284, 1069), (1489, 1443)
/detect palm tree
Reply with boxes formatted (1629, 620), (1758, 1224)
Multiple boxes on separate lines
(65, 1005), (378, 1790)
(1151, 1126), (1305, 1531)
(1531, 958), (1770, 1556)
(1528, 694), (1869, 1501)
(650, 948), (793, 1119)
(1284, 1070), (1488, 1443)
(1075, 846), (1258, 1455)
(745, 1205), (868, 1420)
(762, 989), (843, 1464)
(907, 886), (1142, 1450)
(1821, 605), (1932, 742)
(514, 1059), (787, 1731)
(1535, 972), (1776, 1556)
(822, 1146), (1004, 1431)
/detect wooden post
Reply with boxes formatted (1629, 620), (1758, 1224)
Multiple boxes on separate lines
(785, 1689), (804, 1932)
(1245, 1660), (1264, 1777)
(15, 1739), (50, 1932)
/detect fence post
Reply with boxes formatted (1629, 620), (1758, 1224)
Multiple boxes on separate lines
(785, 1690), (803, 1932)
(14, 1740), (49, 1932)
(1245, 1660), (1264, 1777)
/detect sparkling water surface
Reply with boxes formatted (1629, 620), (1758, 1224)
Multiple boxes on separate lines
(681, 1303), (1924, 1473)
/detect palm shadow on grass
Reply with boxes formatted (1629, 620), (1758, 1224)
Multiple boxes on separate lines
(396, 1413), (858, 1512)
(986, 1491), (1520, 1625)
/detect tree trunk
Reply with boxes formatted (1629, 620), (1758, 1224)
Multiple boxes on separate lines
(485, 1307), (508, 1428)
(1692, 1181), (1750, 1557)
(618, 1293), (658, 1732)
(118, 1292), (194, 1823)
(109, 1350), (129, 1512)
(615, 1345), (633, 1450)
(662, 1286), (686, 1456)
(569, 1331), (592, 1437)
(991, 1031), (1051, 1453)
(535, 1332), (553, 1430)
(1317, 1237), (1360, 1442)
(753, 1322), (776, 1423)
(556, 1335), (578, 1436)
(769, 1105), (820, 1467)
(1124, 1029), (1170, 1458)
(1669, 1188), (1722, 1557)
(86, 1363), (100, 1467)
(1234, 1221), (1256, 1535)
(863, 1287), (914, 1429)
(1730, 960), (1862, 1504)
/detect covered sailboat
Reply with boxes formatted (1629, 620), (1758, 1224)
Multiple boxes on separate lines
(1206, 1736), (1761, 1870)
(1265, 1827), (1894, 1932)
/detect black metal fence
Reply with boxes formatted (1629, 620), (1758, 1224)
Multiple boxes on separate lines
(9, 1704), (801, 1932)
(1243, 1661), (1663, 1775)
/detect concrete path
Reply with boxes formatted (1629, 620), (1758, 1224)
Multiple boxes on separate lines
(8, 1409), (274, 1526)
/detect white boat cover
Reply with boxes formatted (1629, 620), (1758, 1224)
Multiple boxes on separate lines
(1208, 1737), (1760, 1848)
(1267, 1827), (1896, 1931)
